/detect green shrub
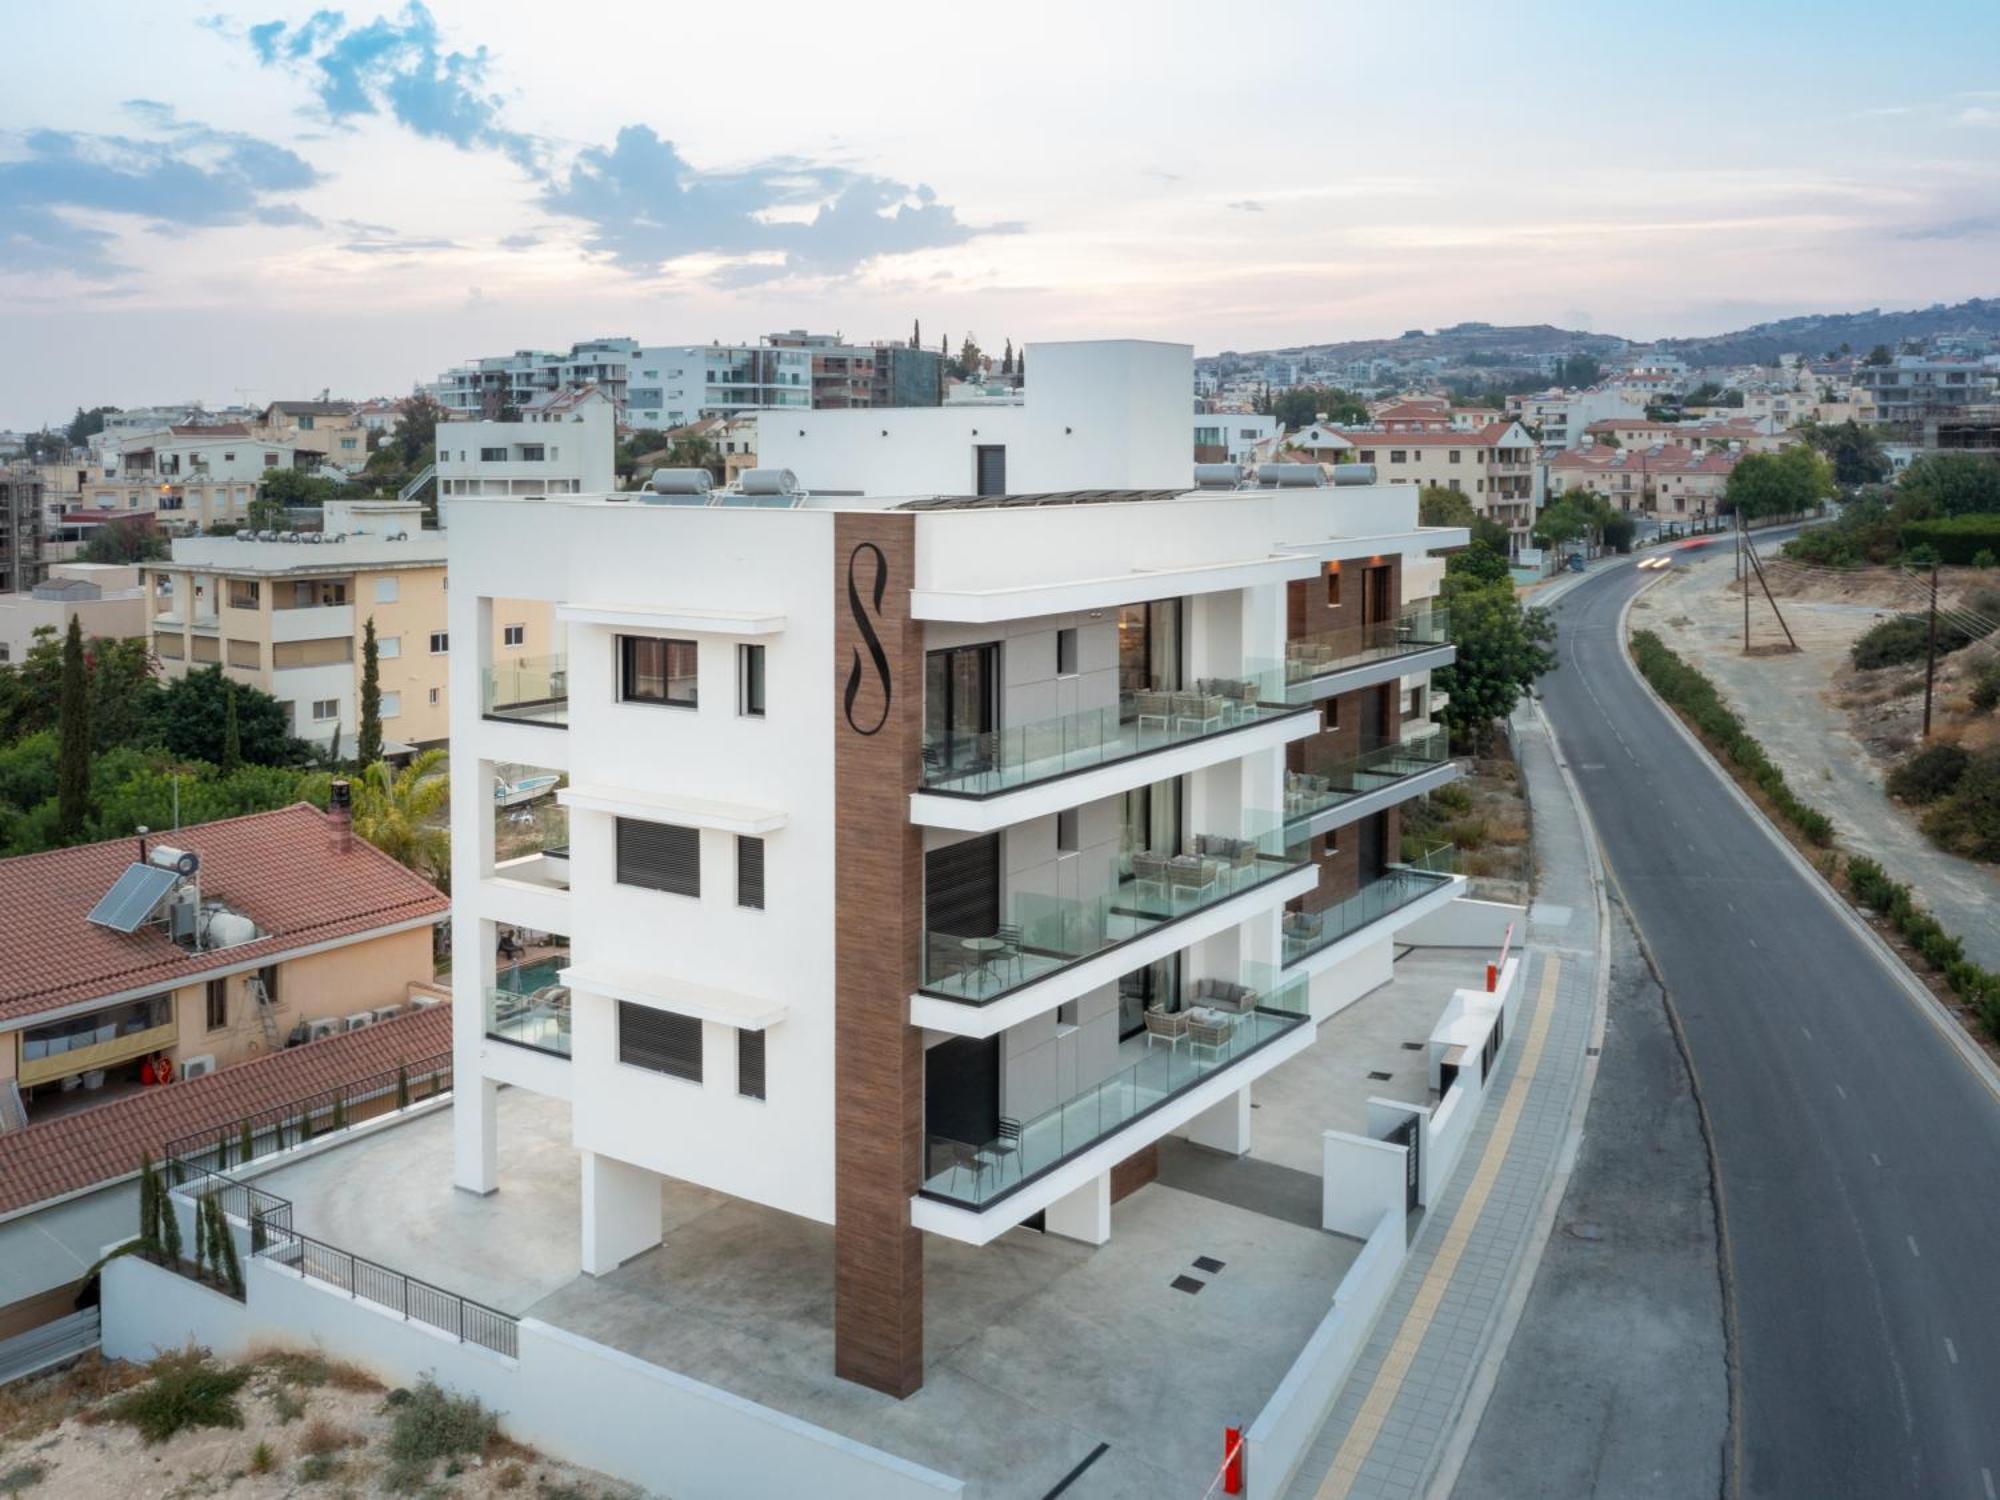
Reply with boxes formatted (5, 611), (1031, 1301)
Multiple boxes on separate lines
(382, 1377), (497, 1492)
(1920, 746), (2000, 861)
(108, 1349), (250, 1444)
(1972, 666), (2000, 713)
(0, 1461), (48, 1496)
(1886, 742), (1971, 802)
(1898, 513), (2000, 565)
(1974, 549), (1998, 569)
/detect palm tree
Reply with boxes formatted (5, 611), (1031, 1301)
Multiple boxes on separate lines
(350, 749), (450, 890)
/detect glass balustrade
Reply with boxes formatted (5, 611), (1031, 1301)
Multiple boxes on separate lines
(920, 683), (1303, 797)
(482, 654), (568, 727)
(919, 963), (1310, 1210)
(1272, 605), (1451, 696)
(1283, 729), (1451, 826)
(484, 973), (572, 1058)
(1280, 846), (1458, 966)
(492, 775), (568, 889)
(920, 815), (1307, 1004)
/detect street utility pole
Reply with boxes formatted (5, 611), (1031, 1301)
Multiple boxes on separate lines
(1922, 561), (1940, 739)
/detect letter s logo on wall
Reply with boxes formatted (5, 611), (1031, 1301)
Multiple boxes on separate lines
(844, 542), (892, 736)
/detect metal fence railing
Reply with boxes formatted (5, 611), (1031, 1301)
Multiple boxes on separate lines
(253, 1222), (519, 1359)
(161, 1051), (452, 1174)
(152, 1049), (517, 1362)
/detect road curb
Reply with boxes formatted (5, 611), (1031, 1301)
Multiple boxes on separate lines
(1420, 697), (1613, 1500)
(1618, 572), (2000, 1108)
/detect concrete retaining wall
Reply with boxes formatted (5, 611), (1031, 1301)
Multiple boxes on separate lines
(102, 1252), (961, 1499)
(1242, 1208), (1407, 1500)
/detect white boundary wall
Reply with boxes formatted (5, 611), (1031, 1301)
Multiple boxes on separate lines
(1396, 895), (1525, 949)
(103, 1252), (961, 1500)
(1239, 953), (1527, 1499)
(1242, 1208), (1407, 1500)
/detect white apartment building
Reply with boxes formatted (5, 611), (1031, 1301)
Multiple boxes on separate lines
(448, 339), (1467, 1398)
(1194, 412), (1280, 463)
(435, 339), (812, 428)
(0, 562), (147, 664)
(437, 389), (617, 504)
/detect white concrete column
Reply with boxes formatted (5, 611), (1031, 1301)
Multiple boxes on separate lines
(580, 1150), (663, 1276)
(453, 1075), (499, 1196)
(1181, 1085), (1253, 1156)
(1044, 1170), (1111, 1246)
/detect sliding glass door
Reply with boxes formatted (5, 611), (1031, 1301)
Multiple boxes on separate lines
(1119, 953), (1182, 1041)
(925, 643), (998, 774)
(1116, 599), (1183, 704)
(1118, 777), (1183, 878)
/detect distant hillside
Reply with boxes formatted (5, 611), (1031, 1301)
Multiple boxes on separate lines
(1202, 297), (2000, 372)
(1653, 298), (2000, 365)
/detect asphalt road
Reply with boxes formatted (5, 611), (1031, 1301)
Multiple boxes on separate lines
(1535, 544), (2000, 1499)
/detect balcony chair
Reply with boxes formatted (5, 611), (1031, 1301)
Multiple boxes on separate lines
(992, 923), (1025, 985)
(1167, 856), (1221, 907)
(1187, 1016), (1235, 1062)
(1133, 690), (1174, 736)
(1172, 693), (1228, 734)
(989, 1117), (1023, 1179)
(1131, 850), (1171, 908)
(946, 1140), (990, 1197)
(1144, 1006), (1190, 1052)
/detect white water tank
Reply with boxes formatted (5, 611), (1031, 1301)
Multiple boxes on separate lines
(204, 909), (258, 948)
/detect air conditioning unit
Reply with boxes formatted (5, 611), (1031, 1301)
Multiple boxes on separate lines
(306, 1018), (341, 1041)
(180, 1054), (217, 1080)
(409, 994), (439, 1010)
(372, 1004), (404, 1023)
(344, 1012), (375, 1031)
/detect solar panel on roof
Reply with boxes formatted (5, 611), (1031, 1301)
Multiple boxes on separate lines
(86, 862), (180, 933)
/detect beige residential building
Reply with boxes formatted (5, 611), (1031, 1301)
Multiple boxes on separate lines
(1549, 443), (1743, 517)
(258, 401), (369, 470)
(142, 499), (555, 749)
(0, 562), (148, 665)
(1344, 421), (1537, 551)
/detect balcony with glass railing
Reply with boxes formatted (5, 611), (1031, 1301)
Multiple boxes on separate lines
(483, 654), (567, 728)
(920, 680), (1305, 799)
(919, 963), (1310, 1211)
(1284, 728), (1452, 829)
(484, 966), (571, 1058)
(1281, 846), (1458, 967)
(1257, 605), (1451, 701)
(920, 815), (1307, 1005)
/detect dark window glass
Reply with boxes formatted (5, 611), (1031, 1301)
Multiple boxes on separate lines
(618, 1002), (702, 1082)
(738, 644), (765, 717)
(205, 978), (227, 1031)
(737, 835), (765, 910)
(620, 636), (698, 706)
(737, 1028), (766, 1100)
(616, 817), (700, 897)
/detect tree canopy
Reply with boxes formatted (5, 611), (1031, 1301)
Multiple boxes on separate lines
(1434, 555), (1556, 754)
(145, 667), (306, 768)
(1800, 419), (1890, 490)
(81, 516), (168, 564)
(1270, 386), (1369, 429)
(1418, 485), (1478, 529)
(66, 405), (119, 447)
(1724, 444), (1831, 518)
(1896, 451), (2000, 519)
(1559, 353), (1602, 388)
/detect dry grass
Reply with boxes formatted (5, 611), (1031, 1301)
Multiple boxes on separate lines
(0, 1353), (145, 1444)
(298, 1416), (363, 1456)
(253, 1347), (383, 1394)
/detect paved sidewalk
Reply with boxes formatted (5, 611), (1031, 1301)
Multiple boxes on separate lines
(1281, 702), (1601, 1500)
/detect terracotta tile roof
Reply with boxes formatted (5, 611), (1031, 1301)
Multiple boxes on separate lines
(1354, 423), (1527, 446)
(1553, 444), (1741, 476)
(0, 804), (449, 1024)
(0, 1002), (451, 1217)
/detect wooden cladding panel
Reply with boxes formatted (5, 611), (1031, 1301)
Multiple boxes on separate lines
(831, 511), (927, 1399)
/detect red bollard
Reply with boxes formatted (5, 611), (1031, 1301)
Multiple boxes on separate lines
(1224, 1427), (1243, 1494)
(1485, 962), (1498, 993)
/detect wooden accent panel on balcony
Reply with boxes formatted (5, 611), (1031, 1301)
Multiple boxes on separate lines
(831, 511), (927, 1399)
(1110, 1142), (1159, 1204)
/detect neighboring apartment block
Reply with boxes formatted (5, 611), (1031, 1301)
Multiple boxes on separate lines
(435, 339), (813, 428)
(1343, 421), (1537, 553)
(437, 389), (617, 502)
(447, 339), (1466, 1398)
(1, 466), (45, 593)
(86, 424), (293, 532)
(0, 562), (146, 665)
(140, 501), (463, 749)
(1853, 356), (2000, 433)
(764, 330), (948, 409)
(1548, 442), (1743, 516)
(0, 803), (446, 1131)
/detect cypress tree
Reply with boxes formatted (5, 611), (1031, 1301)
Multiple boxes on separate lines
(221, 684), (242, 772)
(396, 1063), (410, 1111)
(160, 1181), (183, 1267)
(195, 1188), (210, 1274)
(331, 1091), (347, 1132)
(55, 616), (91, 841)
(139, 1153), (160, 1251)
(357, 616), (382, 767)
(239, 1118), (255, 1168)
(911, 317), (921, 351)
(219, 1204), (244, 1297)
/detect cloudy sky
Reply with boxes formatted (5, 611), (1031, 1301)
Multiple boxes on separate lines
(4, 0), (1999, 425)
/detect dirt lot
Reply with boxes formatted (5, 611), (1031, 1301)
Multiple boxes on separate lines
(1631, 548), (2000, 968)
(0, 1347), (636, 1500)
(1406, 736), (1532, 906)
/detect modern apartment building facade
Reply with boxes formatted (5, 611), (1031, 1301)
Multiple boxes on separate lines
(436, 391), (617, 502)
(447, 340), (1466, 1398)
(1853, 355), (2000, 434)
(0, 466), (45, 593)
(434, 339), (813, 428)
(764, 331), (948, 409)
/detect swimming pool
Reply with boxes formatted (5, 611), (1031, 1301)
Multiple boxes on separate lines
(498, 956), (565, 994)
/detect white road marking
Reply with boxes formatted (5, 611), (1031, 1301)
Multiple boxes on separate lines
(1946, 1338), (1959, 1365)
(1871, 1152), (1883, 1167)
(1801, 1026), (1813, 1041)
(1835, 1083), (1848, 1100)
(1749, 937), (1759, 950)
(1907, 1235), (1920, 1259)
(1981, 1465), (1994, 1499)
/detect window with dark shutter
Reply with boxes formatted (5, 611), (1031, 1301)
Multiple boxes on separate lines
(616, 817), (700, 896)
(737, 835), (765, 909)
(737, 1028), (766, 1100)
(618, 1002), (702, 1082)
